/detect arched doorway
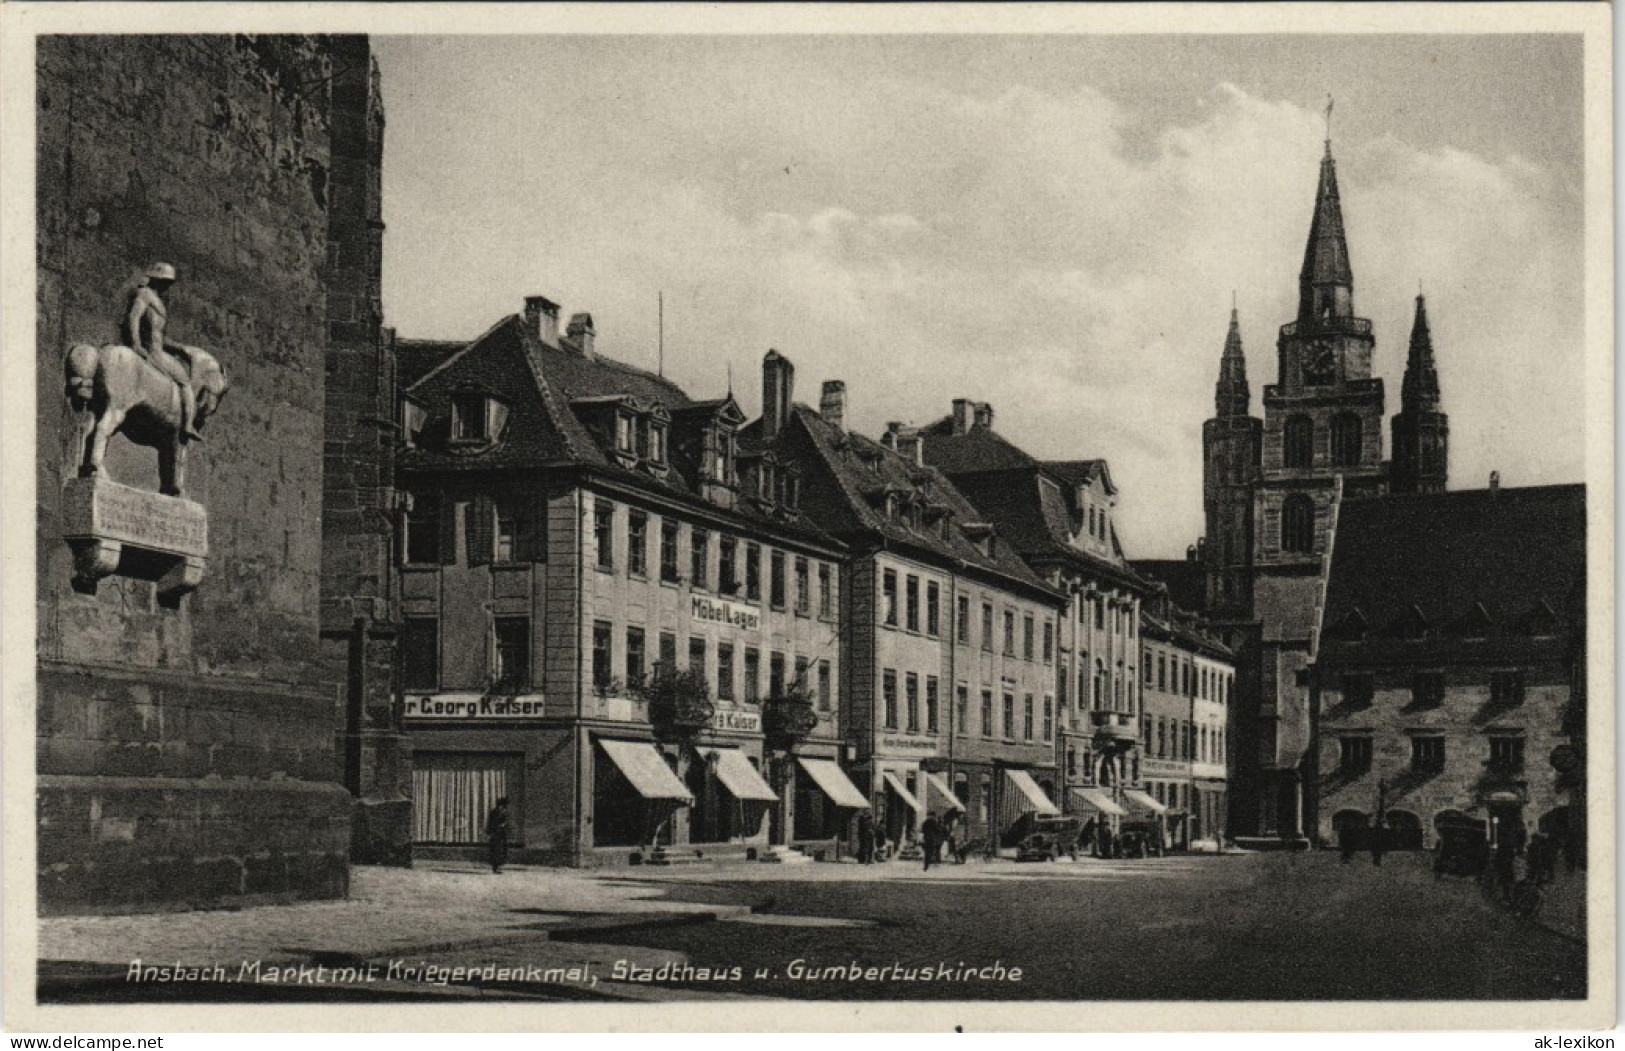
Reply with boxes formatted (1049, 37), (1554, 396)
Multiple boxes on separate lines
(1383, 809), (1424, 850)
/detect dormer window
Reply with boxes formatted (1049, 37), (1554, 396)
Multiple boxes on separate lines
(615, 413), (636, 454)
(399, 396), (427, 449)
(760, 462), (776, 502)
(451, 391), (508, 444)
(783, 471), (800, 510)
(648, 422), (667, 465)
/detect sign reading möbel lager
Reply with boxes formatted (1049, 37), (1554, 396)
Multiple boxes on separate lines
(691, 594), (760, 632)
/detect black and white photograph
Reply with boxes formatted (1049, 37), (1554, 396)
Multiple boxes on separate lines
(2, 2), (1613, 1037)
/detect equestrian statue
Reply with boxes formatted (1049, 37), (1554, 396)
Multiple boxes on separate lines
(64, 263), (229, 497)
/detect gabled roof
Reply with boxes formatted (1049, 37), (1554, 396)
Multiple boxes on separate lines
(742, 406), (1060, 603)
(395, 338), (464, 388)
(1321, 484), (1585, 650)
(1042, 459), (1117, 497)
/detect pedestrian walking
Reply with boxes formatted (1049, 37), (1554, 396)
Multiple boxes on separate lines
(921, 814), (943, 871)
(486, 797), (510, 874)
(857, 812), (876, 864)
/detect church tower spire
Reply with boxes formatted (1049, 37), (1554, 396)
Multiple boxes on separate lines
(1390, 292), (1449, 493)
(1299, 136), (1355, 325)
(1215, 304), (1251, 417)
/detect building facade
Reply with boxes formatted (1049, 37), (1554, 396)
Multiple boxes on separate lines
(1137, 588), (1234, 848)
(1310, 484), (1585, 856)
(916, 405), (1153, 834)
(745, 366), (1067, 852)
(395, 302), (855, 866)
(1195, 137), (1451, 843)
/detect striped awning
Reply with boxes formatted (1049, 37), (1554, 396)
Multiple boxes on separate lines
(881, 772), (923, 815)
(1070, 787), (1127, 817)
(797, 757), (870, 809)
(922, 771), (965, 813)
(707, 748), (778, 802)
(1004, 769), (1060, 816)
(599, 739), (692, 802)
(1121, 788), (1169, 817)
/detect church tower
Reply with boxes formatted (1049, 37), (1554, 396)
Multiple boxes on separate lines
(1202, 306), (1262, 615)
(1389, 293), (1450, 493)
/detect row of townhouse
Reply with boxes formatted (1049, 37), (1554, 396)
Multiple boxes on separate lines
(388, 295), (1235, 865)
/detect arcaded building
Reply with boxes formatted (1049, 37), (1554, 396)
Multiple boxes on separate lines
(394, 302), (855, 866)
(1311, 483), (1585, 854)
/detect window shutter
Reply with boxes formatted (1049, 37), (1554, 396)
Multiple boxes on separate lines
(438, 495), (458, 566)
(468, 495), (494, 566)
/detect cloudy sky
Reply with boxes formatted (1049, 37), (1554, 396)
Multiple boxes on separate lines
(374, 34), (1584, 558)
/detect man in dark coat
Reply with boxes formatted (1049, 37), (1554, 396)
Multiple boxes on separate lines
(857, 811), (876, 864)
(486, 797), (511, 874)
(921, 814), (944, 871)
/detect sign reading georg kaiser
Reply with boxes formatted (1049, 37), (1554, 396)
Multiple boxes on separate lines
(403, 695), (545, 720)
(713, 709), (762, 733)
(692, 594), (761, 632)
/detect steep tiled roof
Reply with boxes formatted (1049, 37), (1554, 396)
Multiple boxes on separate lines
(398, 315), (840, 551)
(743, 406), (1060, 603)
(395, 338), (463, 388)
(1320, 484), (1585, 651)
(913, 418), (1037, 474)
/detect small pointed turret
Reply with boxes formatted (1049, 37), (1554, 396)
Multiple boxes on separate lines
(1298, 141), (1355, 324)
(1215, 306), (1250, 417)
(1390, 291), (1449, 494)
(1401, 293), (1441, 408)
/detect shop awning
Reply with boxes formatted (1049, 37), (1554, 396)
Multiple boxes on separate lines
(1069, 787), (1127, 817)
(881, 772), (923, 815)
(708, 748), (778, 802)
(922, 771), (965, 813)
(598, 739), (692, 802)
(1004, 769), (1060, 816)
(797, 757), (870, 809)
(1121, 789), (1169, 817)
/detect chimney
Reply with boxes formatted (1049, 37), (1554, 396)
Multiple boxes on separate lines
(973, 402), (994, 430)
(762, 350), (795, 440)
(952, 398), (974, 436)
(884, 422), (924, 465)
(524, 295), (561, 346)
(566, 312), (595, 358)
(820, 380), (847, 432)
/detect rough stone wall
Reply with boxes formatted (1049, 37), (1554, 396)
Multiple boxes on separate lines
(36, 36), (363, 910)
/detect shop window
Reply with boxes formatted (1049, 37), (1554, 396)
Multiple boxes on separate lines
(402, 616), (439, 691)
(627, 512), (648, 577)
(493, 617), (529, 691)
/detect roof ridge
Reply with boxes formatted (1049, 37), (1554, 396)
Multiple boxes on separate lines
(404, 314), (521, 392)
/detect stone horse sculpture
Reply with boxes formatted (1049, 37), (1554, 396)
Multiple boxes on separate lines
(65, 342), (228, 497)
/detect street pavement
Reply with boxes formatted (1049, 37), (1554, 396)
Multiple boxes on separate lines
(38, 850), (1587, 1002)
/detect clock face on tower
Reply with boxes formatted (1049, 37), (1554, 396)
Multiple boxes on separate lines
(1303, 338), (1336, 385)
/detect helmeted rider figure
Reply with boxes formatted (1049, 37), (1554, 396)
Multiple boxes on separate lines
(121, 262), (203, 443)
